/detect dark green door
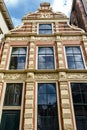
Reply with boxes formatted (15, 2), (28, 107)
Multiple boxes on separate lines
(1, 110), (20, 130)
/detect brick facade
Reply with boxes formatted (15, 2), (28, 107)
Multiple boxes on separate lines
(0, 2), (87, 130)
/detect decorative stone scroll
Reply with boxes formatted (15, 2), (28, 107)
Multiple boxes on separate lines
(4, 73), (26, 81)
(40, 13), (51, 18)
(35, 73), (58, 80)
(67, 73), (87, 80)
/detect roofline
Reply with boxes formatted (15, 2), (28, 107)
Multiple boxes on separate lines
(0, 0), (14, 30)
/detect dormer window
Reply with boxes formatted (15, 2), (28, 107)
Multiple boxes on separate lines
(39, 24), (52, 34)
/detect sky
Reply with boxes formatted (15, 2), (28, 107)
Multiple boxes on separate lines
(4, 0), (72, 27)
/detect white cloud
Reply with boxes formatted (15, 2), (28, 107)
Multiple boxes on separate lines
(52, 0), (72, 17)
(4, 0), (19, 7)
(12, 17), (21, 26)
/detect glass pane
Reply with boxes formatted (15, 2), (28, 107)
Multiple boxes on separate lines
(38, 84), (46, 94)
(76, 116), (87, 130)
(38, 94), (47, 105)
(9, 56), (17, 69)
(71, 83), (80, 92)
(75, 55), (83, 61)
(75, 62), (84, 69)
(72, 93), (82, 103)
(38, 105), (48, 116)
(66, 47), (73, 53)
(12, 48), (19, 54)
(38, 55), (45, 62)
(68, 61), (75, 69)
(73, 46), (81, 53)
(4, 83), (23, 106)
(67, 56), (74, 62)
(18, 47), (26, 54)
(17, 56), (26, 69)
(48, 94), (56, 105)
(47, 83), (56, 94)
(39, 24), (52, 29)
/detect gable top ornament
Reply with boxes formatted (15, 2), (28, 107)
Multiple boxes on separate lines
(22, 2), (67, 20)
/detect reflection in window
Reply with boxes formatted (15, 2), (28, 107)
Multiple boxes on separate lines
(38, 47), (55, 69)
(39, 24), (52, 34)
(65, 46), (84, 69)
(9, 47), (27, 69)
(4, 83), (23, 106)
(71, 83), (87, 130)
(38, 83), (59, 130)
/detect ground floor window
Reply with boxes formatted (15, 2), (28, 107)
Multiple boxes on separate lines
(37, 83), (59, 130)
(71, 83), (87, 130)
(0, 83), (23, 130)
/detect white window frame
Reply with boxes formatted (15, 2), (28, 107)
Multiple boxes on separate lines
(35, 81), (61, 130)
(64, 45), (86, 69)
(7, 46), (28, 70)
(36, 46), (56, 70)
(37, 23), (53, 34)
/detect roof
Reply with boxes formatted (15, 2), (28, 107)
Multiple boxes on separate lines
(0, 0), (14, 30)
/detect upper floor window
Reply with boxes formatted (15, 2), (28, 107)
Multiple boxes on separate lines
(71, 83), (87, 130)
(9, 47), (27, 70)
(65, 46), (85, 69)
(39, 24), (52, 34)
(37, 83), (59, 130)
(38, 47), (55, 69)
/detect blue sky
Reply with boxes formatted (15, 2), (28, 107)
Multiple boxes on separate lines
(4, 0), (72, 26)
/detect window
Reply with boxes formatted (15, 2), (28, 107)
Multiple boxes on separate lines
(65, 46), (84, 69)
(38, 47), (55, 69)
(39, 24), (52, 34)
(1, 83), (23, 130)
(71, 83), (87, 130)
(37, 83), (59, 130)
(9, 47), (27, 69)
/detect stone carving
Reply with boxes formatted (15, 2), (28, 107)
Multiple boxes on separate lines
(0, 73), (4, 81)
(68, 73), (87, 80)
(40, 13), (51, 18)
(35, 73), (58, 80)
(4, 73), (26, 81)
(59, 72), (67, 81)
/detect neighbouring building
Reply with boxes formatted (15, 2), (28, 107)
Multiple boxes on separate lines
(0, 2), (87, 130)
(0, 0), (13, 36)
(70, 0), (87, 32)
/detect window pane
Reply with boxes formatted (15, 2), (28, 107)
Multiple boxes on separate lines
(38, 47), (55, 69)
(39, 24), (52, 34)
(9, 47), (27, 69)
(66, 46), (84, 69)
(1, 110), (20, 130)
(4, 83), (23, 106)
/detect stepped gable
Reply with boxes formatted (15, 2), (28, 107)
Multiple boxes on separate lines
(10, 2), (84, 34)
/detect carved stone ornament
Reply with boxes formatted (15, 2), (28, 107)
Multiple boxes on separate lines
(4, 73), (26, 81)
(67, 73), (87, 80)
(0, 73), (4, 81)
(35, 73), (58, 80)
(59, 72), (67, 81)
(40, 13), (51, 18)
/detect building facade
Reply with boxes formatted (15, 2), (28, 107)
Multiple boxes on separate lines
(0, 2), (87, 130)
(70, 0), (87, 32)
